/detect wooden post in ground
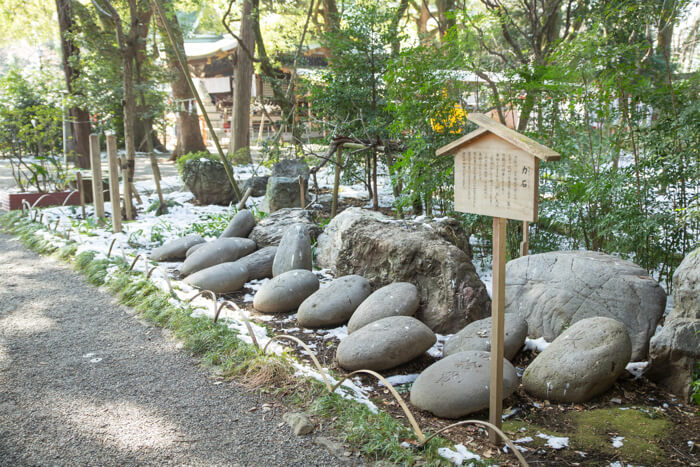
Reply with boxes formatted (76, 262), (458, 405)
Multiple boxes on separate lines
(489, 216), (507, 444)
(76, 171), (86, 219)
(236, 187), (253, 211)
(89, 134), (105, 224)
(106, 134), (122, 233)
(121, 151), (133, 220)
(299, 175), (305, 209)
(520, 221), (529, 256)
(331, 145), (343, 218)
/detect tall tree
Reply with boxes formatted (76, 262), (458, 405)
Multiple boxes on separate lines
(55, 0), (92, 169)
(227, 0), (256, 163)
(156, 0), (206, 158)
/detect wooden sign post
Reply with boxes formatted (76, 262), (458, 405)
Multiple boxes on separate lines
(437, 113), (559, 444)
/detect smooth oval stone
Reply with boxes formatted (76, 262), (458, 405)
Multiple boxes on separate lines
(410, 351), (518, 418)
(443, 315), (528, 361)
(150, 235), (205, 261)
(272, 224), (312, 277)
(180, 238), (256, 277)
(233, 246), (277, 280)
(220, 209), (256, 238)
(347, 282), (419, 334)
(184, 262), (248, 294)
(253, 269), (319, 313)
(297, 275), (372, 328)
(523, 317), (631, 403)
(185, 242), (207, 258)
(336, 316), (436, 371)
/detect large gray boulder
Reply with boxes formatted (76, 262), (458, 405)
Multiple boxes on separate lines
(523, 317), (632, 403)
(243, 176), (269, 197)
(248, 209), (322, 248)
(272, 159), (310, 182)
(253, 270), (319, 313)
(347, 282), (420, 334)
(506, 251), (666, 360)
(150, 235), (205, 262)
(443, 315), (528, 361)
(261, 177), (308, 213)
(186, 242), (207, 257)
(184, 262), (248, 294)
(410, 351), (518, 418)
(179, 238), (256, 277)
(297, 275), (372, 328)
(336, 316), (436, 371)
(316, 208), (490, 334)
(647, 248), (700, 400)
(181, 158), (236, 205)
(272, 224), (312, 276)
(220, 210), (256, 238)
(233, 246), (277, 280)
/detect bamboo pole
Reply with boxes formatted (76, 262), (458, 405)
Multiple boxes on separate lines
(151, 0), (242, 200)
(489, 216), (507, 445)
(89, 134), (105, 224)
(299, 175), (305, 209)
(106, 134), (122, 233)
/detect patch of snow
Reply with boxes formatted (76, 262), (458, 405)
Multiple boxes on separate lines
(292, 362), (377, 413)
(316, 326), (348, 341)
(514, 436), (533, 443)
(524, 337), (550, 352)
(438, 444), (481, 465)
(537, 432), (569, 449)
(625, 361), (648, 379)
(427, 333), (450, 358)
(379, 374), (419, 387)
(612, 436), (624, 448)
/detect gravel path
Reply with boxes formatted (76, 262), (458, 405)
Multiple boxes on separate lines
(0, 233), (340, 466)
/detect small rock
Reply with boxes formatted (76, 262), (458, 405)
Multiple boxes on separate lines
(253, 269), (320, 313)
(297, 275), (372, 328)
(443, 315), (528, 361)
(410, 350), (518, 418)
(233, 246), (277, 280)
(261, 176), (307, 213)
(150, 235), (205, 261)
(272, 158), (310, 182)
(347, 282), (419, 333)
(522, 317), (632, 403)
(336, 316), (436, 371)
(179, 238), (256, 277)
(272, 224), (312, 276)
(220, 209), (256, 238)
(181, 158), (236, 205)
(282, 412), (314, 435)
(184, 262), (248, 294)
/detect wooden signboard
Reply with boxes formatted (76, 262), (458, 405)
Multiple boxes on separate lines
(437, 113), (559, 444)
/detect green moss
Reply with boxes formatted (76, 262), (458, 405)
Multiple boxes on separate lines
(569, 407), (671, 464)
(175, 150), (217, 174)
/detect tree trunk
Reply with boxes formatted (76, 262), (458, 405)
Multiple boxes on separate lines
(55, 0), (91, 169)
(156, 0), (206, 158)
(229, 0), (255, 163)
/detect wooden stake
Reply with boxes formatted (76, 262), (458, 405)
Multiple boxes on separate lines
(236, 186), (253, 211)
(331, 144), (342, 218)
(122, 152), (133, 220)
(106, 134), (122, 233)
(520, 220), (529, 257)
(89, 134), (105, 224)
(76, 171), (86, 219)
(299, 175), (305, 209)
(489, 216), (506, 445)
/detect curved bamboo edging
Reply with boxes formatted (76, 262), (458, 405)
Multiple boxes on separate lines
(62, 190), (79, 206)
(214, 300), (259, 349)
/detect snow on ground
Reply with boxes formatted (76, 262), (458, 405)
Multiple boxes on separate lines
(537, 432), (570, 449)
(625, 361), (648, 379)
(438, 444), (482, 465)
(524, 337), (550, 352)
